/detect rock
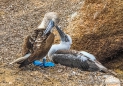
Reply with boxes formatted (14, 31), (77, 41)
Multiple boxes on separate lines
(30, 71), (39, 76)
(9, 82), (12, 84)
(103, 75), (121, 86)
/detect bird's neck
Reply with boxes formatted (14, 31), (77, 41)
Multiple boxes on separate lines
(48, 42), (71, 60)
(59, 42), (71, 50)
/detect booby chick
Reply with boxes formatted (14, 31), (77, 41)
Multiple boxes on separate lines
(47, 26), (110, 73)
(48, 26), (72, 61)
(10, 12), (59, 68)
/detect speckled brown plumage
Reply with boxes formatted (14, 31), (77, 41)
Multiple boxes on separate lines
(18, 29), (54, 68)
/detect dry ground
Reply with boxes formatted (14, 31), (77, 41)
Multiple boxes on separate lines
(0, 0), (123, 86)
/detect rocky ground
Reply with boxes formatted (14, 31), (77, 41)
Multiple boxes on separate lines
(0, 0), (123, 86)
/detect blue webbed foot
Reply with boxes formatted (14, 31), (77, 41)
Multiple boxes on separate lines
(43, 58), (55, 67)
(33, 60), (43, 67)
(43, 62), (55, 67)
(33, 59), (55, 67)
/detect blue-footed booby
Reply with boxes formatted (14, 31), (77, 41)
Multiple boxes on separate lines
(10, 12), (59, 68)
(47, 26), (110, 73)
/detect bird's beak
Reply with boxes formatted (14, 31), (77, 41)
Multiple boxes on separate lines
(55, 26), (66, 42)
(43, 20), (54, 35)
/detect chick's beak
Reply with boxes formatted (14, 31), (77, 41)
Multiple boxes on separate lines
(55, 26), (66, 42)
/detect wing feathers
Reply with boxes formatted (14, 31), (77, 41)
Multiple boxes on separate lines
(52, 54), (90, 71)
(55, 50), (78, 56)
(51, 52), (108, 72)
(19, 30), (54, 68)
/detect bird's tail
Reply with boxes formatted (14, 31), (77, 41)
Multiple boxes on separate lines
(18, 59), (31, 68)
(9, 53), (31, 64)
(94, 60), (117, 76)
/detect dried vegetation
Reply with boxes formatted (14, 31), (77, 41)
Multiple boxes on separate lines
(66, 0), (123, 78)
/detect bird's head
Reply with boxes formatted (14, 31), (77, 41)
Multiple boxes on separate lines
(56, 26), (72, 45)
(38, 12), (60, 35)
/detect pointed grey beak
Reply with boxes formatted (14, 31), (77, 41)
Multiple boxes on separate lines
(43, 20), (54, 35)
(55, 26), (69, 42)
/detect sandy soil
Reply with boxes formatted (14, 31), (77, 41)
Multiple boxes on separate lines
(0, 0), (123, 86)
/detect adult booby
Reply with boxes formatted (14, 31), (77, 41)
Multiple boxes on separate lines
(47, 26), (109, 73)
(10, 12), (59, 68)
